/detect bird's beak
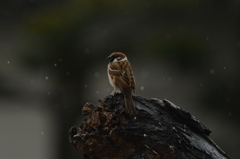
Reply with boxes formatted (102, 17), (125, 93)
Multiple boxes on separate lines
(106, 56), (112, 59)
(107, 56), (115, 63)
(106, 56), (114, 61)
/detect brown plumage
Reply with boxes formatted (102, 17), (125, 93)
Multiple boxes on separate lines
(107, 52), (136, 116)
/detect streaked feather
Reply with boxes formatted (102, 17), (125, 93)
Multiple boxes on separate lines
(108, 61), (136, 93)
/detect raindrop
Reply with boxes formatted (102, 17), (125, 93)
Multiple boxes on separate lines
(84, 85), (87, 88)
(210, 69), (214, 74)
(166, 34), (171, 40)
(200, 83), (203, 86)
(48, 92), (51, 95)
(144, 134), (147, 137)
(95, 72), (100, 78)
(236, 41), (240, 48)
(45, 76), (49, 80)
(225, 97), (230, 102)
(223, 67), (226, 69)
(163, 78), (165, 80)
(85, 48), (89, 54)
(41, 131), (44, 135)
(141, 71), (149, 79)
(206, 37), (209, 40)
(54, 63), (57, 67)
(134, 117), (137, 120)
(102, 29), (108, 34)
(7, 61), (10, 64)
(140, 86), (144, 91)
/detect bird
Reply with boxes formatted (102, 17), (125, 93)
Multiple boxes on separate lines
(106, 52), (136, 116)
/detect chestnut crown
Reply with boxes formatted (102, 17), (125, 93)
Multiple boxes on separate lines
(107, 52), (127, 63)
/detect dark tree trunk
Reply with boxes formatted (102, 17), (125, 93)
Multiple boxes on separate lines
(68, 93), (229, 159)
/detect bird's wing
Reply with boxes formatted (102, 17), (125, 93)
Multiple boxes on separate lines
(109, 62), (135, 92)
(108, 62), (122, 77)
(124, 62), (136, 90)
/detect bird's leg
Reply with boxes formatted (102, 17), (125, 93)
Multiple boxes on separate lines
(111, 89), (116, 95)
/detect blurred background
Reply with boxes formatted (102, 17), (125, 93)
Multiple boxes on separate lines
(0, 0), (239, 159)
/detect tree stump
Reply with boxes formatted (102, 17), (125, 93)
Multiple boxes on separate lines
(68, 93), (229, 159)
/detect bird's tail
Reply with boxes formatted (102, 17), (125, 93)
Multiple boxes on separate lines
(123, 91), (136, 116)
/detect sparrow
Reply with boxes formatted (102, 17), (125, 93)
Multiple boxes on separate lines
(107, 52), (136, 116)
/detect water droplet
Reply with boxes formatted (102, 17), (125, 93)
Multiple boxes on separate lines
(236, 41), (240, 48)
(225, 97), (230, 102)
(85, 48), (89, 54)
(134, 117), (137, 120)
(140, 86), (144, 91)
(210, 69), (214, 74)
(223, 67), (226, 69)
(41, 131), (44, 135)
(54, 63), (57, 67)
(141, 71), (149, 79)
(95, 72), (100, 78)
(30, 79), (34, 83)
(102, 29), (108, 34)
(200, 83), (203, 86)
(144, 134), (147, 137)
(206, 37), (209, 40)
(7, 61), (10, 64)
(45, 76), (49, 80)
(166, 34), (171, 40)
(84, 85), (87, 88)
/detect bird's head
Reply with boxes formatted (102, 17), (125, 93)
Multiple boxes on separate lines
(106, 52), (127, 63)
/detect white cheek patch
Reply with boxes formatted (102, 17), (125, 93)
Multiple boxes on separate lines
(121, 57), (127, 61)
(113, 57), (127, 62)
(113, 58), (119, 62)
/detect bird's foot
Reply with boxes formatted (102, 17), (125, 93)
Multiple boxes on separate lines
(110, 91), (115, 95)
